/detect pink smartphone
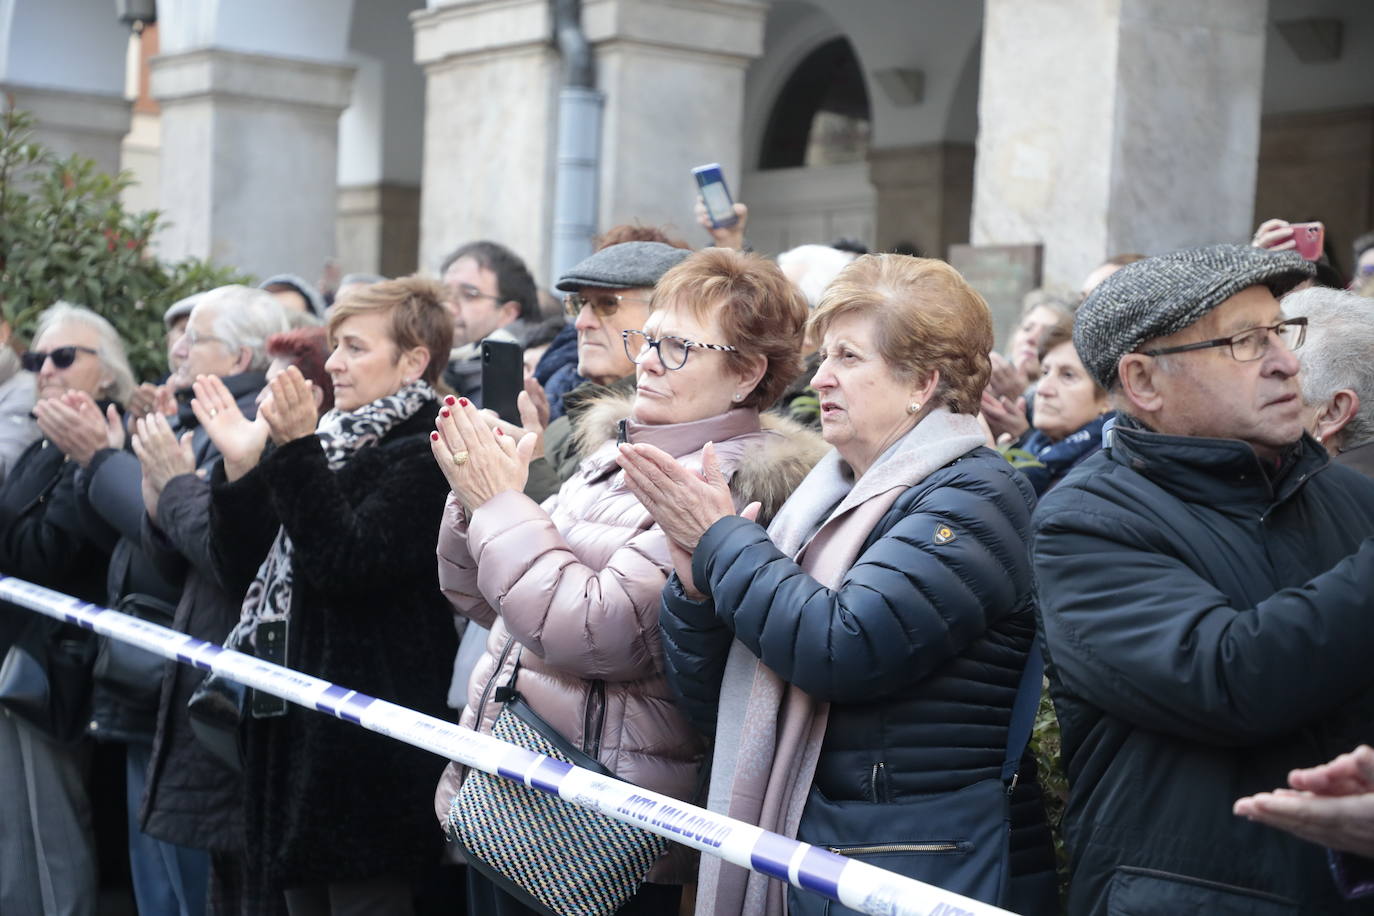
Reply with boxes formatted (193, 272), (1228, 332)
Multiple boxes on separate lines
(1292, 222), (1324, 261)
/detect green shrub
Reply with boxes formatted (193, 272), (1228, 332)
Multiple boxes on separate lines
(0, 105), (251, 382)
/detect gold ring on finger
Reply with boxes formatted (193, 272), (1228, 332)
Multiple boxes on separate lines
(452, 450), (470, 467)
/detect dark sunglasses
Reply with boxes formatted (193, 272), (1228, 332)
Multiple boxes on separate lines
(21, 345), (99, 373)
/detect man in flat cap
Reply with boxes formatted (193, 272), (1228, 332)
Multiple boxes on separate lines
(1033, 244), (1374, 912)
(516, 240), (691, 503)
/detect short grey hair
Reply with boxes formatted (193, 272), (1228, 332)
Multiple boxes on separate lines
(776, 244), (857, 308)
(33, 302), (136, 405)
(1283, 286), (1374, 448)
(194, 285), (293, 373)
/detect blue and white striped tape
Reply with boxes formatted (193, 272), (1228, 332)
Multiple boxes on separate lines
(0, 575), (1016, 916)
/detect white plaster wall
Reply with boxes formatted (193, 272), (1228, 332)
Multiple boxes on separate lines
(1262, 0), (1374, 114)
(157, 0), (353, 62)
(0, 0), (128, 93)
(340, 0), (425, 187)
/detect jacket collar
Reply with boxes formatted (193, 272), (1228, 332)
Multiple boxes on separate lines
(1107, 414), (1329, 509)
(580, 405), (762, 479)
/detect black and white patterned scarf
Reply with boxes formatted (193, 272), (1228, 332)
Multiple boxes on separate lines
(228, 380), (436, 654)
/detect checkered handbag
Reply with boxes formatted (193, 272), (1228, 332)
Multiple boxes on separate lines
(446, 658), (666, 916)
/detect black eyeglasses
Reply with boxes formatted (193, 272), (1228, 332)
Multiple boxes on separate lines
(621, 329), (737, 371)
(564, 292), (651, 319)
(1141, 317), (1306, 363)
(21, 345), (99, 373)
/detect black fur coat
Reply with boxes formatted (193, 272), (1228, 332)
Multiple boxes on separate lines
(209, 402), (457, 892)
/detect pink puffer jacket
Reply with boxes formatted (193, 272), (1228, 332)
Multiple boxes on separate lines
(433, 400), (824, 883)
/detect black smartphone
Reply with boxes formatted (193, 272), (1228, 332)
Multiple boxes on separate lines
(251, 619), (288, 718)
(692, 163), (739, 229)
(481, 339), (524, 425)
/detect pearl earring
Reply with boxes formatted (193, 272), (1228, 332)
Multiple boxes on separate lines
(733, 393), (743, 402)
(907, 401), (922, 414)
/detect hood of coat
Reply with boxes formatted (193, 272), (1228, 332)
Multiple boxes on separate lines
(570, 391), (827, 526)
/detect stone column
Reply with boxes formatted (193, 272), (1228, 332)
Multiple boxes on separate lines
(337, 183), (422, 278)
(869, 142), (974, 259)
(414, 0), (559, 275)
(1, 86), (132, 178)
(585, 0), (766, 250)
(149, 49), (354, 280)
(971, 0), (1268, 289)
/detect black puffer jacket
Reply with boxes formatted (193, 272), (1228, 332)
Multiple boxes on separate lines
(1034, 418), (1374, 914)
(209, 403), (457, 895)
(0, 438), (116, 653)
(662, 447), (1056, 912)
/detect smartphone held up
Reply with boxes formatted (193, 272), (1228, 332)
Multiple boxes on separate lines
(692, 163), (739, 229)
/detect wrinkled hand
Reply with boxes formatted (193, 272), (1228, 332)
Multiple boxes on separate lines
(980, 389), (1029, 443)
(478, 380), (549, 461)
(1234, 746), (1374, 858)
(259, 367), (318, 446)
(131, 413), (195, 521)
(695, 196), (748, 250)
(986, 352), (1027, 403)
(1252, 218), (1296, 252)
(191, 375), (269, 481)
(616, 441), (753, 552)
(34, 391), (124, 467)
(667, 502), (760, 600)
(431, 395), (537, 513)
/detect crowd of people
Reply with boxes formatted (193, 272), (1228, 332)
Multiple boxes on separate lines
(1, 202), (1374, 916)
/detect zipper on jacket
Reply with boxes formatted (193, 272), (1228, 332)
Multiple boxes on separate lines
(829, 841), (968, 856)
(582, 679), (606, 759)
(868, 761), (890, 803)
(473, 636), (517, 730)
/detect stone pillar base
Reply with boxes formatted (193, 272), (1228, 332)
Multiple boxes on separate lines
(336, 183), (421, 278)
(1, 84), (132, 179)
(868, 143), (974, 259)
(150, 49), (354, 279)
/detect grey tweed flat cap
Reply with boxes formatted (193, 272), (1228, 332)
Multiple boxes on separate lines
(555, 242), (691, 292)
(1074, 243), (1315, 389)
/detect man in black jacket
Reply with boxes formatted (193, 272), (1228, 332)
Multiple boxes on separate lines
(1034, 244), (1374, 914)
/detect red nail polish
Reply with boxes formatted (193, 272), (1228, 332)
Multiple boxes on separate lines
(458, 398), (469, 407)
(496, 428), (504, 436)
(441, 408), (450, 417)
(444, 395), (456, 406)
(430, 432), (439, 441)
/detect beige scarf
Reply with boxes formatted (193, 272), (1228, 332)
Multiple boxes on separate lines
(696, 408), (987, 916)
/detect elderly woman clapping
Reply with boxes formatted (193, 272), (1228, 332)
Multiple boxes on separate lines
(431, 248), (822, 915)
(619, 255), (1057, 916)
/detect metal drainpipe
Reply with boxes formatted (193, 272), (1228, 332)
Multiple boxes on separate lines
(549, 0), (604, 290)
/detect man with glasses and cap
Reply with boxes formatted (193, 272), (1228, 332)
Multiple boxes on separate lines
(518, 241), (690, 504)
(1032, 244), (1374, 913)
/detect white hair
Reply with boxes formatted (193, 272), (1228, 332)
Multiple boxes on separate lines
(1283, 286), (1374, 447)
(33, 301), (136, 405)
(195, 285), (293, 373)
(776, 244), (858, 309)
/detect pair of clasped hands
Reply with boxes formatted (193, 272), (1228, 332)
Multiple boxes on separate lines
(128, 368), (318, 520)
(429, 389), (760, 599)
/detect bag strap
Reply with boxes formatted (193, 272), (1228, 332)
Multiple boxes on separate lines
(493, 644), (524, 704)
(1001, 639), (1044, 785)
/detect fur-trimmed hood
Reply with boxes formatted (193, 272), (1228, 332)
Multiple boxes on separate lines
(569, 392), (828, 526)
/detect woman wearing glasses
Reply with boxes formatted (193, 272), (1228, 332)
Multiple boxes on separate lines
(0, 302), (134, 916)
(431, 248), (823, 915)
(619, 255), (1058, 916)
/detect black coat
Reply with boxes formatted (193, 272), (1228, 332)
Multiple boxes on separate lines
(1034, 418), (1374, 914)
(138, 471), (247, 852)
(209, 403), (457, 891)
(661, 448), (1056, 908)
(0, 437), (116, 654)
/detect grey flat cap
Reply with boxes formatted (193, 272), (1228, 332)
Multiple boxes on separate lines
(163, 291), (206, 328)
(258, 273), (327, 317)
(555, 242), (691, 292)
(1075, 244), (1315, 389)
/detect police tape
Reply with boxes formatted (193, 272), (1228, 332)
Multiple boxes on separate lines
(0, 575), (1016, 916)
